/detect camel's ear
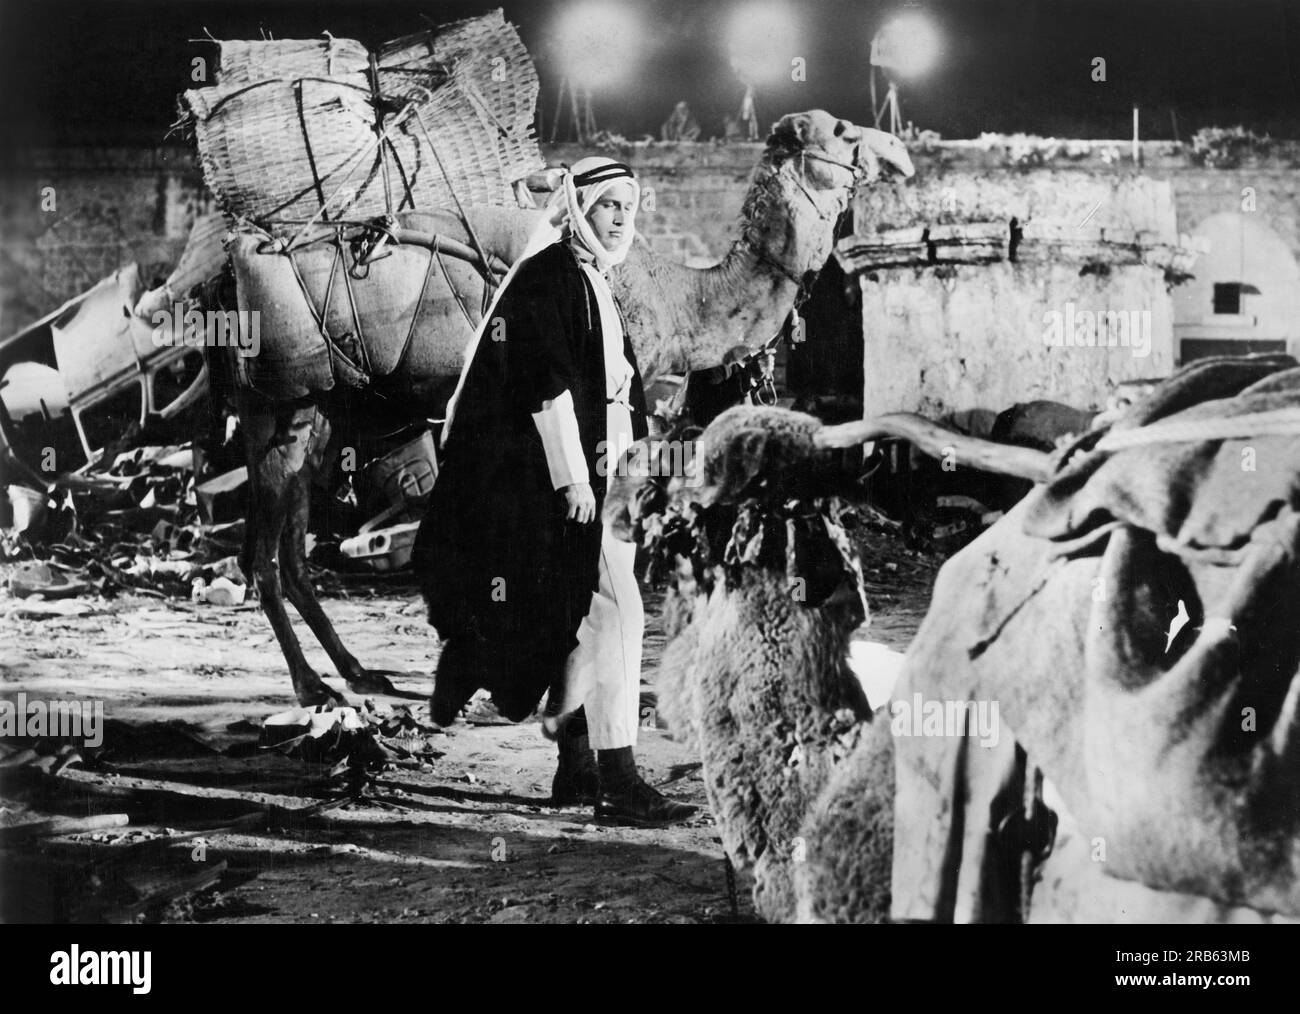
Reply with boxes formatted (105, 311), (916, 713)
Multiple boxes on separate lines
(769, 113), (813, 151)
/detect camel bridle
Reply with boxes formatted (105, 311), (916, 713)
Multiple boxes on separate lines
(751, 143), (859, 290)
(689, 136), (887, 414)
(728, 147), (861, 408)
(801, 146), (867, 180)
(781, 147), (862, 224)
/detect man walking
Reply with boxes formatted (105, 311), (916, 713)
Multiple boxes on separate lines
(417, 156), (696, 826)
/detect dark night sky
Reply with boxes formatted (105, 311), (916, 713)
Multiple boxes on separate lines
(0, 0), (1297, 148)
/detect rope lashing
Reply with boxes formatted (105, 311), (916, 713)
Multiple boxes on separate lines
(367, 52), (395, 217)
(455, 74), (511, 139)
(800, 146), (865, 179)
(282, 100), (419, 252)
(410, 101), (498, 311)
(1094, 407), (1300, 453)
(432, 246), (476, 332)
(293, 79), (328, 218)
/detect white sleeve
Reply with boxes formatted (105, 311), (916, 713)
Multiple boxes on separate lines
(531, 389), (591, 490)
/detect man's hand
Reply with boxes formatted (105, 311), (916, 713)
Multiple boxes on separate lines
(562, 482), (596, 524)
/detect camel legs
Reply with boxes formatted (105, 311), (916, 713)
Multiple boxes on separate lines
(241, 398), (399, 705)
(276, 460), (401, 697)
(242, 402), (344, 706)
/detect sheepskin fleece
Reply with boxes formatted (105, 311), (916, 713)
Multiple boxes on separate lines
(693, 405), (824, 507)
(654, 582), (704, 755)
(795, 714), (895, 923)
(668, 567), (871, 923)
(630, 403), (895, 923)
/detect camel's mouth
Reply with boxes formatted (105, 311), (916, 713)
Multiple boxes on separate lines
(875, 153), (913, 182)
(855, 127), (916, 182)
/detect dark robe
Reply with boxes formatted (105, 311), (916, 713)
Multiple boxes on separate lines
(415, 241), (650, 721)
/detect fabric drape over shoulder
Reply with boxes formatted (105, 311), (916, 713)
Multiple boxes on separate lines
(415, 240), (648, 720)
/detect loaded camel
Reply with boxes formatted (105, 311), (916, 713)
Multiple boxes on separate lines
(219, 110), (913, 705)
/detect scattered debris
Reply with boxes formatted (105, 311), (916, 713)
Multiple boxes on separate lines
(191, 575), (246, 606)
(8, 561), (92, 599)
(339, 506), (422, 573)
(259, 701), (446, 774)
(6, 485), (46, 534)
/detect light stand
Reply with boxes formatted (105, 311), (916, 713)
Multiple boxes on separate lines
(740, 84), (759, 141)
(549, 77), (598, 144)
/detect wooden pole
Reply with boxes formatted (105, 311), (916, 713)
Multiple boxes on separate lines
(571, 80), (584, 143)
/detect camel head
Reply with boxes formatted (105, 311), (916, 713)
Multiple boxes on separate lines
(604, 407), (829, 544)
(605, 406), (873, 624)
(767, 111), (915, 192)
(730, 112), (915, 298)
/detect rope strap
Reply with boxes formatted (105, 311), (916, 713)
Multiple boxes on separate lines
(410, 104), (496, 310)
(367, 52), (394, 217)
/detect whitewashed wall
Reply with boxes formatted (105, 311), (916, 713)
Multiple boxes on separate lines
(853, 167), (1181, 414)
(860, 260), (1174, 416)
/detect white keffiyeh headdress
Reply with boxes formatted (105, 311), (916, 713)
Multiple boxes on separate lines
(441, 157), (640, 443)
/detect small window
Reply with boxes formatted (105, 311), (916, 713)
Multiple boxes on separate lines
(1213, 283), (1242, 315)
(1212, 282), (1261, 315)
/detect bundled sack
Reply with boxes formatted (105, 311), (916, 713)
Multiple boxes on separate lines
(886, 354), (1300, 921)
(226, 206), (537, 400)
(179, 10), (542, 223)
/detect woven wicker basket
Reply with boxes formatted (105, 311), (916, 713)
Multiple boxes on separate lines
(181, 9), (541, 225)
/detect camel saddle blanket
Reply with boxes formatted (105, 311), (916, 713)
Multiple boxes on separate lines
(892, 354), (1300, 920)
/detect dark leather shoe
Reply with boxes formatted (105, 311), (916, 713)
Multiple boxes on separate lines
(551, 746), (600, 806)
(595, 776), (699, 827)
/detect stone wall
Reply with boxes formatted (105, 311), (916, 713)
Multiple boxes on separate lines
(0, 148), (212, 336)
(845, 139), (1300, 414)
(1162, 162), (1300, 359)
(0, 141), (767, 337)
(547, 141), (760, 265)
(4, 137), (1299, 422)
(858, 261), (1173, 418)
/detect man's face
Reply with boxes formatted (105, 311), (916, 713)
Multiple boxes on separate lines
(584, 181), (637, 252)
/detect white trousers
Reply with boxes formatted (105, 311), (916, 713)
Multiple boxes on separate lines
(553, 402), (643, 750)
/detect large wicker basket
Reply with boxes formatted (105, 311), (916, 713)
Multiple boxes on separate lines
(179, 9), (542, 225)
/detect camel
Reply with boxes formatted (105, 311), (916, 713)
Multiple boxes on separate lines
(614, 354), (1300, 923)
(220, 110), (915, 706)
(602, 406), (890, 922)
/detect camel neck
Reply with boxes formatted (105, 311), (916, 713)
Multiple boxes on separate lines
(736, 160), (844, 286)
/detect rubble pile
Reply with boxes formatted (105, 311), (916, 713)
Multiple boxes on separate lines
(2, 442), (251, 615)
(3, 421), (443, 617)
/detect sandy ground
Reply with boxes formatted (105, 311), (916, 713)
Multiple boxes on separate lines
(0, 534), (937, 924)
